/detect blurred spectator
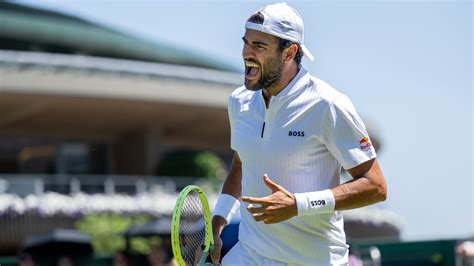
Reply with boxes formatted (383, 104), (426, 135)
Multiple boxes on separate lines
(56, 256), (74, 266)
(160, 236), (174, 262)
(457, 240), (474, 266)
(148, 245), (166, 266)
(348, 247), (363, 266)
(348, 254), (363, 266)
(112, 250), (132, 266)
(17, 253), (35, 266)
(148, 244), (177, 266)
(457, 241), (474, 257)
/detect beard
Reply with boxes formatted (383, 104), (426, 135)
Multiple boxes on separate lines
(245, 54), (283, 91)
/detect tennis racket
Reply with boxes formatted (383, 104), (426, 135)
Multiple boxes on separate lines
(172, 185), (216, 266)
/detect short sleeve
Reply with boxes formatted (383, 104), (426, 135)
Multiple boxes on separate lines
(322, 95), (376, 169)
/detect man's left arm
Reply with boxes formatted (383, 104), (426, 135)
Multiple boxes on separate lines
(242, 158), (387, 224)
(332, 158), (387, 210)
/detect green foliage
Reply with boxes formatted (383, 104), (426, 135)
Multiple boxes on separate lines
(129, 236), (162, 254)
(156, 150), (226, 179)
(74, 213), (150, 255)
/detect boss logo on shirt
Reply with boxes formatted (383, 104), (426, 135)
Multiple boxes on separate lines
(289, 131), (305, 137)
(311, 200), (326, 207)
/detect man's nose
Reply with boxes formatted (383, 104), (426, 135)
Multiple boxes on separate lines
(242, 44), (254, 59)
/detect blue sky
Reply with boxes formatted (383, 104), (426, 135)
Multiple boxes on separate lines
(17, 0), (473, 241)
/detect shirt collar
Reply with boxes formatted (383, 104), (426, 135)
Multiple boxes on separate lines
(272, 67), (309, 99)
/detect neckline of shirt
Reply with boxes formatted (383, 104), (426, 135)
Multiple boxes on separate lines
(270, 67), (310, 101)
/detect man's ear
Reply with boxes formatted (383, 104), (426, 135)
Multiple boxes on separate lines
(283, 43), (298, 62)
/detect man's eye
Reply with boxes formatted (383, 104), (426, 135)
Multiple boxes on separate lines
(256, 45), (266, 50)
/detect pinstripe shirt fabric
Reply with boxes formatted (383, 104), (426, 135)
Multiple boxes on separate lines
(228, 68), (376, 265)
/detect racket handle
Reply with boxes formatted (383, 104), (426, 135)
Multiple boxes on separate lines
(197, 249), (220, 266)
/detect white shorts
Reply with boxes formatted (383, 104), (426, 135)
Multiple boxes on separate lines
(222, 241), (288, 266)
(222, 241), (348, 266)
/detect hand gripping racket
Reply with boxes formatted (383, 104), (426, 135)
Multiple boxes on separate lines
(172, 185), (216, 266)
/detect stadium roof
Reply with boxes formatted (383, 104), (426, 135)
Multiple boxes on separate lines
(0, 2), (240, 72)
(0, 50), (239, 144)
(0, 2), (242, 145)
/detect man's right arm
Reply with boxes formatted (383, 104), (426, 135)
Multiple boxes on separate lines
(211, 152), (242, 262)
(212, 152), (242, 234)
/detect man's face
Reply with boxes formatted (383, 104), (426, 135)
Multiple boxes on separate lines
(242, 29), (283, 91)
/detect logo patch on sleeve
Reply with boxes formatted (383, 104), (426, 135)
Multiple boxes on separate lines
(359, 137), (372, 151)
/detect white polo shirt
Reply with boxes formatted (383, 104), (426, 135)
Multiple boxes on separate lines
(228, 68), (376, 265)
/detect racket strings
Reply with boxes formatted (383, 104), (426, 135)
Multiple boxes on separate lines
(179, 191), (207, 265)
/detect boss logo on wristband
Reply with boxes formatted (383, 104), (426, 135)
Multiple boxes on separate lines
(295, 189), (335, 216)
(310, 200), (326, 207)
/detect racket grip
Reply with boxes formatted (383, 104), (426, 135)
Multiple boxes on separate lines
(199, 245), (220, 266)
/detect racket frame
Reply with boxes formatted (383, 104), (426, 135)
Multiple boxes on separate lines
(172, 185), (214, 266)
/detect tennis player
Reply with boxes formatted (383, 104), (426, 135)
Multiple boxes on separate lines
(212, 2), (388, 265)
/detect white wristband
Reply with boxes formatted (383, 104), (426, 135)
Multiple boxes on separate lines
(294, 189), (335, 216)
(212, 194), (240, 224)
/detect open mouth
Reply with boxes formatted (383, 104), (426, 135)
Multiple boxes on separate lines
(245, 62), (260, 80)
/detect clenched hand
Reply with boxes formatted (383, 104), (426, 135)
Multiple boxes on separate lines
(241, 175), (298, 224)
